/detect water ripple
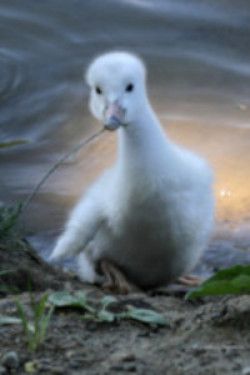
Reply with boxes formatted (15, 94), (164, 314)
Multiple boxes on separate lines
(121, 0), (250, 28)
(0, 49), (24, 102)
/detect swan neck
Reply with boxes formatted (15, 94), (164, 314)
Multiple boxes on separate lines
(117, 103), (170, 172)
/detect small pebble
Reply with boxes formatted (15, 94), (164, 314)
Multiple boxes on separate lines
(123, 363), (137, 372)
(242, 367), (250, 375)
(192, 346), (206, 356)
(110, 364), (124, 371)
(110, 363), (137, 372)
(2, 351), (19, 369)
(111, 351), (136, 363)
(121, 354), (136, 363)
(39, 365), (65, 374)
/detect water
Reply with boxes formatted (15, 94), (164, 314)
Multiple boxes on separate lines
(1, 0), (250, 264)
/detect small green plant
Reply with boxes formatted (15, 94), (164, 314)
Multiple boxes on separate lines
(15, 293), (54, 352)
(49, 291), (167, 327)
(0, 203), (22, 239)
(187, 265), (250, 299)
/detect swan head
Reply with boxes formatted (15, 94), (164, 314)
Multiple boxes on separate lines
(86, 51), (147, 130)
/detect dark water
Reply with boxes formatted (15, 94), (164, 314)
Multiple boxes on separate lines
(1, 0), (250, 266)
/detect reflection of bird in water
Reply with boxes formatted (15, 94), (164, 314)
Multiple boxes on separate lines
(50, 51), (214, 293)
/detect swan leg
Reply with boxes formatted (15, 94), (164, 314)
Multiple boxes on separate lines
(177, 274), (203, 287)
(100, 260), (141, 294)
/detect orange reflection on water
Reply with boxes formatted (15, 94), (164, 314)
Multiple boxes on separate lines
(164, 118), (250, 224)
(47, 117), (250, 229)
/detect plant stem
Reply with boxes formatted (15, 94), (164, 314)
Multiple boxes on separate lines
(21, 127), (105, 215)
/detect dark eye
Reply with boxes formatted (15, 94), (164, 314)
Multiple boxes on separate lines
(95, 86), (102, 95)
(125, 83), (134, 92)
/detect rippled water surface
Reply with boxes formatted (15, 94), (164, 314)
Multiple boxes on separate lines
(1, 0), (250, 259)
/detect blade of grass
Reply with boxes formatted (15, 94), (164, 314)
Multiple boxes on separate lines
(39, 305), (54, 343)
(15, 298), (30, 338)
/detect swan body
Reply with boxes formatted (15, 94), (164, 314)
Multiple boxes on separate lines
(51, 51), (214, 289)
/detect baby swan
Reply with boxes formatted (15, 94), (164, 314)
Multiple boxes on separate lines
(51, 51), (214, 292)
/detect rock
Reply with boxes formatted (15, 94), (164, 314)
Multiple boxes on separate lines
(38, 365), (65, 374)
(0, 366), (6, 375)
(111, 351), (136, 363)
(110, 351), (137, 373)
(1, 351), (19, 369)
(110, 363), (137, 372)
(122, 363), (137, 372)
(24, 361), (38, 373)
(120, 354), (135, 363)
(191, 344), (206, 356)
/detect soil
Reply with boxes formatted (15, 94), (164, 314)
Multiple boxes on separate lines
(0, 238), (250, 375)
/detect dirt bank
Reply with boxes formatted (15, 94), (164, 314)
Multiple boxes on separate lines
(0, 239), (250, 374)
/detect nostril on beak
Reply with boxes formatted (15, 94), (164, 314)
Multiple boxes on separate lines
(104, 102), (125, 131)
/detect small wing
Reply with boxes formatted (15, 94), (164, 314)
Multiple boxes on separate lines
(50, 169), (113, 261)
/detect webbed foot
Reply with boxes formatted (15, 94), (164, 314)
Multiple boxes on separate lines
(177, 274), (203, 287)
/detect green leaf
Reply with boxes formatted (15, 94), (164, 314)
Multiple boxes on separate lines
(120, 306), (167, 326)
(0, 315), (21, 325)
(187, 265), (250, 299)
(96, 309), (115, 322)
(49, 292), (167, 327)
(94, 295), (117, 322)
(49, 291), (94, 313)
(100, 295), (117, 308)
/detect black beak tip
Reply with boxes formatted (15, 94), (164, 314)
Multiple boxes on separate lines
(104, 116), (121, 131)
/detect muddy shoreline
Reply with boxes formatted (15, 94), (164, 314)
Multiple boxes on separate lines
(0, 238), (250, 374)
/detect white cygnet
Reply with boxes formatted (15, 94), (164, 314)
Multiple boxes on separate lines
(50, 51), (214, 290)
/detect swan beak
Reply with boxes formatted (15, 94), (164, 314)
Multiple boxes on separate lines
(104, 102), (125, 131)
